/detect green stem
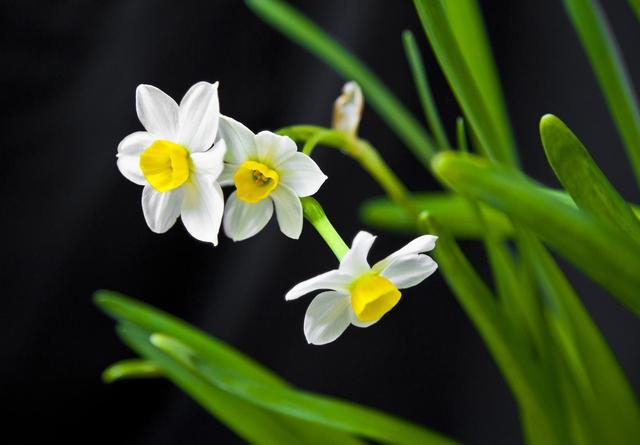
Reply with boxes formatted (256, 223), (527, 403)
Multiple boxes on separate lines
(301, 197), (349, 261)
(280, 126), (417, 216)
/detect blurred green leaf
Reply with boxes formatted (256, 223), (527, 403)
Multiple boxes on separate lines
(97, 292), (451, 445)
(402, 30), (449, 149)
(421, 215), (567, 444)
(102, 359), (163, 383)
(359, 191), (640, 237)
(117, 323), (363, 445)
(413, 0), (516, 166)
(245, 0), (436, 167)
(540, 114), (640, 243)
(519, 233), (640, 443)
(95, 291), (286, 387)
(441, 0), (517, 163)
(629, 0), (640, 21)
(191, 358), (458, 445)
(432, 151), (640, 316)
(360, 192), (514, 237)
(562, 0), (640, 186)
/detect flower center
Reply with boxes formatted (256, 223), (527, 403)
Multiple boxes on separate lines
(139, 140), (190, 192)
(233, 160), (280, 203)
(350, 275), (401, 322)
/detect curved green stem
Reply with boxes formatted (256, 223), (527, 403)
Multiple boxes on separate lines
(301, 197), (349, 260)
(280, 126), (417, 217)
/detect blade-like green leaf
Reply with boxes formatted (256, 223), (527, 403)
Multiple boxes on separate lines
(97, 292), (450, 445)
(421, 215), (567, 444)
(402, 30), (450, 149)
(562, 0), (640, 186)
(540, 114), (640, 243)
(629, 0), (640, 21)
(95, 291), (287, 387)
(117, 323), (364, 445)
(190, 357), (457, 445)
(441, 0), (517, 163)
(432, 151), (640, 316)
(102, 359), (163, 383)
(360, 192), (514, 237)
(359, 191), (640, 237)
(519, 233), (640, 443)
(413, 0), (516, 166)
(245, 0), (436, 167)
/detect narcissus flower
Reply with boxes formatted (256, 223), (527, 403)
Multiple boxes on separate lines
(286, 232), (438, 345)
(116, 82), (226, 245)
(217, 116), (327, 241)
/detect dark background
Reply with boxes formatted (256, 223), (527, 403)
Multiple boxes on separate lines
(2, 1), (639, 444)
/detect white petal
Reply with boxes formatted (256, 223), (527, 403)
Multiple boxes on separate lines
(380, 254), (438, 289)
(136, 84), (179, 138)
(117, 155), (146, 186)
(191, 140), (226, 180)
(373, 235), (438, 272)
(339, 231), (376, 276)
(304, 291), (352, 345)
(141, 185), (184, 234)
(285, 270), (352, 300)
(180, 174), (224, 245)
(279, 152), (327, 197)
(223, 191), (273, 241)
(177, 81), (220, 152)
(219, 163), (239, 186)
(270, 184), (302, 239)
(117, 131), (154, 156)
(255, 131), (297, 167)
(218, 115), (257, 164)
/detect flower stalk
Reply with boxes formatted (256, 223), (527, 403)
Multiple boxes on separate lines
(280, 125), (417, 216)
(301, 197), (349, 260)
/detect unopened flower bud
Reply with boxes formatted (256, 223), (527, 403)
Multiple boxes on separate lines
(332, 81), (363, 137)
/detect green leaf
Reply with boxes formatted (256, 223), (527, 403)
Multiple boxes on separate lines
(245, 0), (436, 167)
(359, 190), (640, 238)
(413, 0), (517, 166)
(117, 323), (363, 445)
(441, 0), (517, 163)
(102, 359), (163, 383)
(629, 0), (640, 21)
(189, 357), (458, 445)
(519, 233), (640, 443)
(359, 192), (514, 237)
(420, 215), (567, 444)
(97, 292), (450, 445)
(94, 290), (286, 387)
(540, 114), (640, 243)
(431, 151), (640, 316)
(562, 0), (640, 186)
(402, 30), (450, 149)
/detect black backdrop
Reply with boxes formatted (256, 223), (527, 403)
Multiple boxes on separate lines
(2, 1), (639, 444)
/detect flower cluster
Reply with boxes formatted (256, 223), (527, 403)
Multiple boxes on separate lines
(116, 81), (437, 344)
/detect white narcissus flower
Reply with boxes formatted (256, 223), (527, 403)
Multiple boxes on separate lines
(217, 116), (327, 241)
(116, 81), (226, 245)
(286, 231), (438, 345)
